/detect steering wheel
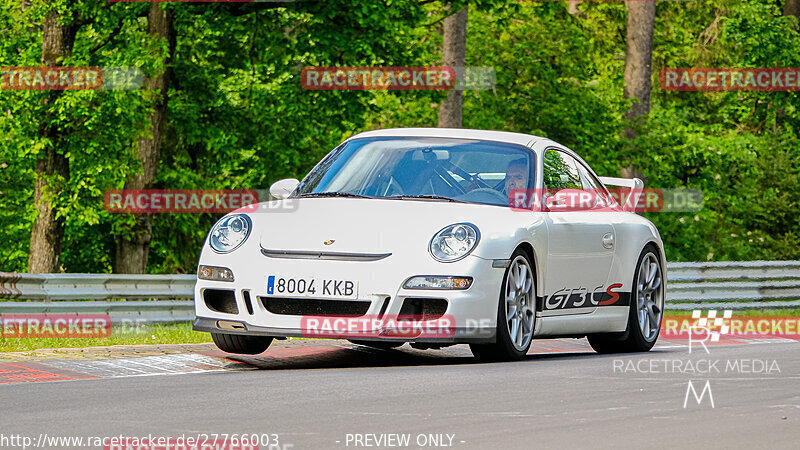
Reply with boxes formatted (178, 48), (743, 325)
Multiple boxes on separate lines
(456, 188), (508, 205)
(443, 161), (492, 191)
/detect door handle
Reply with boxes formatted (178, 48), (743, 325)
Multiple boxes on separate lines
(602, 233), (614, 249)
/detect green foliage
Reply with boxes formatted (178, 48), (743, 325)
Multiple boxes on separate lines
(633, 0), (800, 261)
(1, 0), (799, 273)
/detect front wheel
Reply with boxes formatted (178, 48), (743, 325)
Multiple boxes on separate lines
(470, 250), (536, 361)
(588, 245), (664, 353)
(211, 332), (273, 354)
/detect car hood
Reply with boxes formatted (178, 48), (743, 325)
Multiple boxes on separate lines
(253, 197), (533, 257)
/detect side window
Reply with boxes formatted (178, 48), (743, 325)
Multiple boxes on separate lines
(575, 162), (613, 208)
(542, 149), (581, 190)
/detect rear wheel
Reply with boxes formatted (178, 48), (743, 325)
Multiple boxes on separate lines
(470, 250), (536, 361)
(348, 340), (404, 350)
(211, 332), (273, 354)
(588, 245), (664, 353)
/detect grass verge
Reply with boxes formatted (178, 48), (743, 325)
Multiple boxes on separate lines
(2, 307), (798, 353)
(0, 322), (212, 353)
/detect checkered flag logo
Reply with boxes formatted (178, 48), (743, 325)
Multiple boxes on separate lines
(692, 309), (732, 341)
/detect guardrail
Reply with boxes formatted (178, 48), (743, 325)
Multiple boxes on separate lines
(666, 261), (800, 310)
(0, 273), (195, 323)
(1, 261), (799, 323)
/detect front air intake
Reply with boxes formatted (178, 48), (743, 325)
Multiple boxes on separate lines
(398, 298), (448, 320)
(203, 289), (239, 314)
(259, 297), (370, 317)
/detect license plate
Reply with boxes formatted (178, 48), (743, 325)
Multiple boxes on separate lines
(266, 275), (358, 299)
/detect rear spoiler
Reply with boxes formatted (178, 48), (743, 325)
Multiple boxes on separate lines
(599, 176), (645, 212)
(599, 176), (644, 190)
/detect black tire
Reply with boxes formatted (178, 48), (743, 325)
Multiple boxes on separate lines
(588, 244), (664, 354)
(348, 340), (404, 350)
(211, 332), (273, 354)
(470, 249), (536, 362)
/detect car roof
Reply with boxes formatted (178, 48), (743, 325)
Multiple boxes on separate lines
(347, 128), (546, 148)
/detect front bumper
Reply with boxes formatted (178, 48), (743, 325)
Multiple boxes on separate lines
(193, 251), (504, 343)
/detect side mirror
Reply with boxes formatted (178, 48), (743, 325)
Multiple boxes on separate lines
(269, 178), (299, 200)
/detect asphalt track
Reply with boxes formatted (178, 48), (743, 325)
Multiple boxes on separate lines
(1, 336), (798, 449)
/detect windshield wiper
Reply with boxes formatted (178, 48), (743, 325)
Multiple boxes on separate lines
(298, 192), (374, 199)
(385, 194), (467, 203)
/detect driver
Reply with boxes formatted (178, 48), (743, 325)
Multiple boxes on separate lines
(503, 159), (528, 197)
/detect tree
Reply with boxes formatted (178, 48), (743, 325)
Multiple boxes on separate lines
(620, 1), (655, 181)
(785, 0), (800, 17)
(114, 5), (175, 274)
(438, 4), (468, 128)
(27, 3), (77, 273)
(622, 1), (655, 139)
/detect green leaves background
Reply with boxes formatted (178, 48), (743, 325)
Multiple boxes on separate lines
(1, 0), (798, 273)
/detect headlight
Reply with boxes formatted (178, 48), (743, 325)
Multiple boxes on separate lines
(198, 265), (235, 281)
(429, 223), (480, 262)
(209, 214), (252, 253)
(404, 276), (473, 290)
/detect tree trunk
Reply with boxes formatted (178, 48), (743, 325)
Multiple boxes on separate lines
(437, 5), (467, 128)
(27, 8), (76, 273)
(619, 1), (655, 185)
(785, 0), (800, 17)
(114, 5), (175, 274)
(622, 1), (656, 139)
(568, 1), (584, 17)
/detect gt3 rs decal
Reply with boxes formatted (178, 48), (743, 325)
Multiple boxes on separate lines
(598, 283), (623, 306)
(537, 283), (630, 311)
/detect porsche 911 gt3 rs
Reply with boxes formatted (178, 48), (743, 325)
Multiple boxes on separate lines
(193, 128), (666, 361)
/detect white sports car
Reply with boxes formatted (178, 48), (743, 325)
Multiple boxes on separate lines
(193, 128), (666, 361)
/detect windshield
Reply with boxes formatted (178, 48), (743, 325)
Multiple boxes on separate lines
(294, 137), (535, 207)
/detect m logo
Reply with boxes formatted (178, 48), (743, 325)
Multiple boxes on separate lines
(684, 380), (714, 408)
(323, 239), (335, 245)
